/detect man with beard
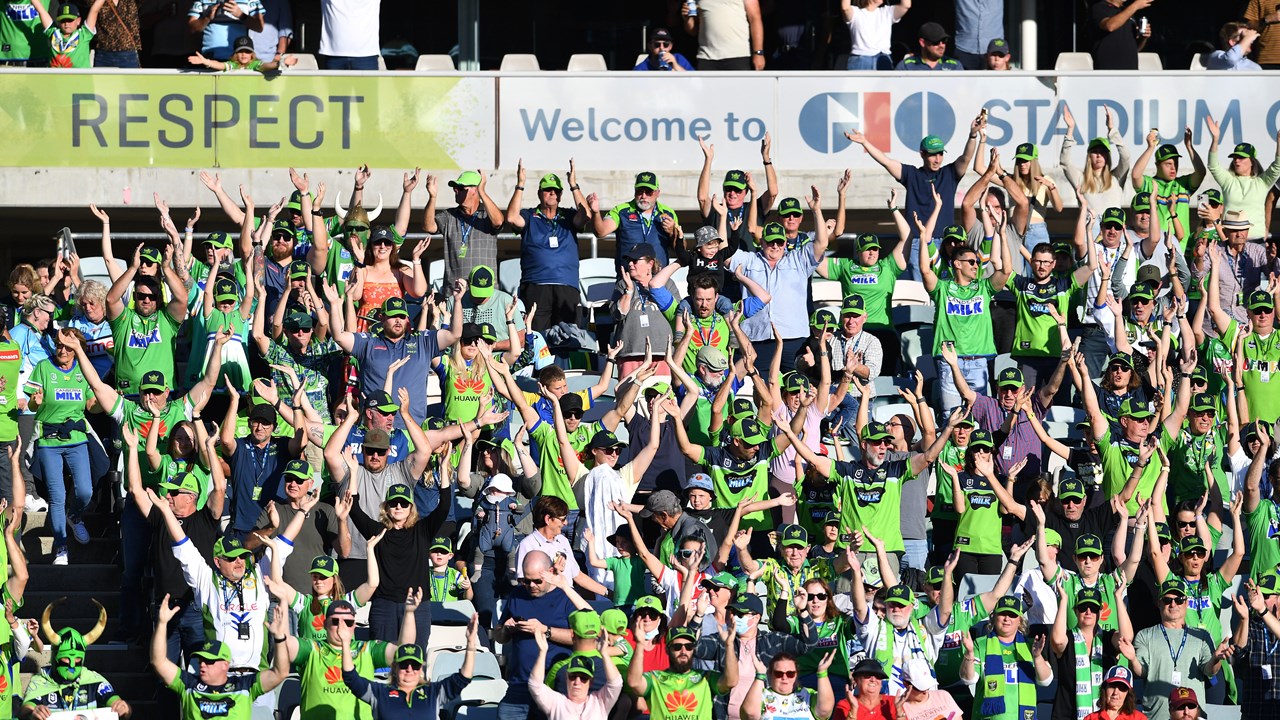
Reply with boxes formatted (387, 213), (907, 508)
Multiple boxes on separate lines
(105, 243), (189, 396)
(590, 172), (679, 268)
(218, 385), (306, 539)
(506, 161), (590, 330)
(895, 22), (962, 71)
(628, 623), (739, 720)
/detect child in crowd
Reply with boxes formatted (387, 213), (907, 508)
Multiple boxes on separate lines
(189, 35), (297, 72)
(29, 0), (106, 68)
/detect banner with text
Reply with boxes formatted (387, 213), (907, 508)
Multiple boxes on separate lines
(0, 73), (494, 168)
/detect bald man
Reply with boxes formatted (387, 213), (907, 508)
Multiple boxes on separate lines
(494, 550), (580, 720)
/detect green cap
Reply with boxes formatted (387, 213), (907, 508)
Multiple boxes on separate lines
(214, 536), (253, 559)
(203, 231), (233, 249)
(430, 536), (454, 553)
(310, 556), (338, 577)
(702, 571), (738, 591)
(270, 219), (296, 240)
(366, 390), (400, 413)
(1189, 393), (1217, 413)
(730, 397), (755, 418)
(1258, 573), (1280, 595)
(841, 294), (866, 316)
(470, 265), (496, 299)
(449, 171), (482, 188)
(159, 472), (201, 496)
(191, 640), (232, 663)
(1058, 478), (1086, 501)
(284, 311), (315, 331)
(919, 135), (945, 154)
(925, 566), (945, 586)
(941, 224), (967, 243)
(1229, 142), (1257, 159)
(1053, 241), (1074, 256)
(996, 367), (1025, 388)
(1044, 528), (1063, 548)
(722, 170), (748, 190)
(993, 595), (1026, 617)
(286, 190), (314, 212)
(782, 370), (813, 393)
(139, 246), (162, 265)
(667, 625), (698, 643)
(54, 2), (79, 21)
(282, 459), (311, 483)
(566, 653), (597, 677)
(762, 222), (787, 244)
(779, 524), (809, 548)
(860, 421), (893, 442)
(822, 511), (841, 526)
(1108, 352), (1134, 369)
(633, 596), (664, 615)
(288, 260), (310, 280)
(1074, 533), (1104, 557)
(634, 172), (659, 190)
(1155, 144), (1181, 163)
(855, 232), (881, 252)
(731, 417), (768, 445)
(382, 296), (409, 319)
(569, 610), (601, 638)
(600, 608), (629, 634)
(140, 370), (167, 392)
(1075, 587), (1104, 609)
(386, 484), (413, 505)
(1155, 522), (1172, 541)
(1014, 143), (1038, 161)
(1087, 137), (1111, 153)
(1179, 536), (1207, 554)
(1203, 189), (1224, 205)
(538, 173), (563, 191)
(1101, 207), (1126, 227)
(778, 197), (803, 216)
(1159, 578), (1187, 598)
(1128, 282), (1155, 301)
(1118, 398), (1155, 420)
(214, 278), (239, 304)
(884, 584), (915, 606)
(1247, 289), (1275, 311)
(968, 429), (994, 449)
(1131, 192), (1151, 212)
(394, 644), (426, 666)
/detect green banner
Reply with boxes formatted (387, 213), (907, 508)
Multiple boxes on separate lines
(0, 72), (494, 168)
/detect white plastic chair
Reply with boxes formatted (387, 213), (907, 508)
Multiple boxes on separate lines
(566, 53), (607, 71)
(376, 55), (387, 71)
(893, 280), (931, 306)
(500, 54), (541, 71)
(1054, 52), (1094, 71)
(289, 53), (319, 70)
(1190, 52), (1209, 70)
(415, 54), (456, 71)
(810, 279), (843, 308)
(497, 258), (522, 294)
(1138, 52), (1163, 71)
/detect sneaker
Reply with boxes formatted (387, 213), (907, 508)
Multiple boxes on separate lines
(70, 517), (90, 545)
(26, 497), (47, 513)
(53, 548), (68, 566)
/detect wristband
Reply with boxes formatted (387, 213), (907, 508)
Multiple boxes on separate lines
(515, 185), (525, 191)
(570, 184), (581, 191)
(762, 161), (772, 165)
(311, 210), (323, 217)
(755, 673), (768, 682)
(273, 636), (287, 643)
(816, 671), (829, 679)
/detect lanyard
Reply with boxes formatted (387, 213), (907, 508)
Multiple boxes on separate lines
(637, 211), (655, 243)
(458, 216), (475, 255)
(1159, 624), (1188, 665)
(220, 576), (246, 610)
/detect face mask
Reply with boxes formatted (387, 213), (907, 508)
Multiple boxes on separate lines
(734, 616), (752, 635)
(643, 628), (659, 641)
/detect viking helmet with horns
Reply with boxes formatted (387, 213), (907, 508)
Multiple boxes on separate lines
(41, 597), (107, 682)
(335, 192), (383, 233)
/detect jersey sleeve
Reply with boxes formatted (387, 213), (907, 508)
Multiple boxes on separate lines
(172, 537), (216, 603)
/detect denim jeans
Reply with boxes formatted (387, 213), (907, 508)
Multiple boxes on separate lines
(901, 539), (928, 571)
(319, 54), (379, 70)
(1024, 221), (1050, 250)
(847, 53), (893, 70)
(163, 596), (207, 664)
(368, 596), (433, 647)
(499, 684), (547, 720)
(93, 50), (140, 68)
(935, 355), (990, 414)
(37, 443), (92, 548)
(829, 392), (861, 442)
(120, 495), (153, 638)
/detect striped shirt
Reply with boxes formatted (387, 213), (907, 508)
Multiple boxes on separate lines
(970, 392), (1048, 475)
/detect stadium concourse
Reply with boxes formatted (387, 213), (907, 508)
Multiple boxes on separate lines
(2, 23), (1280, 720)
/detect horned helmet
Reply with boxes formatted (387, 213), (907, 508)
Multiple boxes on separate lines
(335, 192), (382, 245)
(41, 597), (107, 682)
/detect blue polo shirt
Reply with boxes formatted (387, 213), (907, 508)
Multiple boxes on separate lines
(519, 208), (581, 287)
(900, 163), (964, 239)
(499, 587), (574, 683)
(343, 669), (470, 720)
(728, 247), (819, 341)
(350, 330), (441, 427)
(262, 258), (291, 322)
(607, 201), (677, 266)
(226, 436), (292, 536)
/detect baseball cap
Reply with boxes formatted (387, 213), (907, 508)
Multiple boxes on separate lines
(941, 224), (967, 243)
(139, 246), (162, 265)
(362, 428), (392, 451)
(968, 429), (994, 449)
(288, 260), (310, 280)
(385, 484), (413, 505)
(1044, 528), (1063, 548)
(538, 173), (563, 191)
(1179, 536), (1208, 555)
(1189, 365), (1209, 386)
(723, 170), (747, 190)
(566, 654), (596, 678)
(823, 511), (841, 526)
(1137, 264), (1163, 286)
(779, 524), (809, 547)
(1131, 192), (1152, 212)
(1229, 142), (1258, 159)
(694, 226), (722, 247)
(993, 595), (1026, 617)
(213, 278), (239, 304)
(600, 609), (628, 635)
(634, 172), (659, 190)
(1128, 282), (1155, 302)
(633, 595), (664, 615)
(1104, 666), (1134, 689)
(380, 296), (409, 319)
(460, 322), (498, 342)
(1189, 393), (1217, 413)
(325, 599), (356, 617)
(696, 346), (729, 372)
(903, 657), (937, 690)
(731, 417), (768, 445)
(1169, 687), (1198, 710)
(284, 312), (315, 331)
(191, 640), (231, 663)
(778, 197), (803, 216)
(1075, 587), (1104, 609)
(702, 571), (738, 591)
(1101, 207), (1126, 227)
(622, 243), (656, 261)
(686, 473), (714, 493)
(1014, 143), (1038, 161)
(393, 644), (426, 666)
(54, 2), (80, 21)
(282, 459), (311, 483)
(860, 422), (893, 442)
(851, 658), (888, 679)
(231, 35), (253, 52)
(884, 584), (915, 606)
(1155, 144), (1182, 163)
(214, 536), (252, 559)
(809, 309), (838, 330)
(986, 38), (1009, 56)
(651, 28), (673, 42)
(729, 397), (755, 418)
(1058, 478), (1086, 501)
(271, 220), (297, 241)
(1202, 189), (1224, 205)
(918, 21), (949, 43)
(1155, 522), (1172, 542)
(1107, 351), (1134, 369)
(762, 222), (787, 244)
(854, 232), (882, 252)
(1257, 572), (1280, 595)
(469, 265), (496, 299)
(247, 404), (277, 426)
(1159, 578), (1188, 598)
(840, 294), (866, 316)
(587, 429), (627, 451)
(448, 171), (481, 188)
(139, 370), (167, 392)
(1088, 136), (1112, 153)
(366, 391), (400, 414)
(667, 625), (698, 643)
(729, 593), (764, 615)
(639, 490), (681, 518)
(430, 536), (454, 553)
(1248, 289), (1275, 311)
(310, 556), (339, 577)
(569, 610), (601, 639)
(996, 367), (1025, 388)
(1074, 533), (1104, 557)
(368, 227), (399, 246)
(159, 473), (201, 496)
(203, 231), (233, 249)
(557, 392), (585, 418)
(925, 566), (945, 586)
(919, 135), (946, 154)
(1118, 398), (1155, 420)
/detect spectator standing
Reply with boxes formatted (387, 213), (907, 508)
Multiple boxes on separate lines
(1235, 576), (1280, 718)
(1245, 0), (1280, 69)
(635, 27), (693, 70)
(1061, 106), (1131, 214)
(954, 0), (1003, 70)
(317, 0), (378, 69)
(610, 244), (679, 377)
(493, 551), (579, 720)
(682, 0), (765, 70)
(0, 0), (46, 65)
(187, 0), (265, 62)
(247, 0), (289, 64)
(424, 170), (505, 291)
(506, 161), (590, 331)
(1131, 129), (1207, 244)
(1205, 116), (1280, 241)
(92, 0), (141, 67)
(895, 22), (960, 70)
(1206, 22), (1261, 70)
(841, 0), (909, 70)
(1090, 0), (1152, 70)
(590, 172), (678, 268)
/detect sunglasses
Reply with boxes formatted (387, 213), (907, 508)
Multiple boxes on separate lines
(284, 477), (308, 485)
(55, 345), (75, 352)
(197, 657), (222, 665)
(328, 618), (355, 627)
(764, 239), (787, 246)
(365, 447), (388, 456)
(669, 642), (696, 651)
(1107, 364), (1130, 372)
(772, 670), (797, 679)
(462, 338), (482, 346)
(953, 258), (978, 266)
(1252, 308), (1275, 316)
(1132, 297), (1153, 305)
(565, 410), (584, 419)
(1177, 520), (1196, 528)
(652, 40), (671, 48)
(1162, 596), (1186, 606)
(519, 577), (544, 586)
(1061, 496), (1084, 505)
(1184, 549), (1207, 558)
(135, 293), (157, 301)
(398, 661), (423, 671)
(597, 447), (620, 456)
(387, 499), (412, 509)
(1075, 605), (1099, 614)
(1175, 705), (1198, 712)
(567, 673), (592, 682)
(808, 592), (829, 601)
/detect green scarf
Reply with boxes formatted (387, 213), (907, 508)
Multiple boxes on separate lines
(976, 632), (1038, 720)
(1071, 630), (1103, 720)
(872, 615), (932, 680)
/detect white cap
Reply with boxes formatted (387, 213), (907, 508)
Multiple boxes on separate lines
(903, 658), (937, 691)
(484, 473), (515, 496)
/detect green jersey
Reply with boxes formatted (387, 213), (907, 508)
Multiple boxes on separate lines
(932, 442), (966, 521)
(153, 455), (212, 509)
(825, 257), (901, 329)
(168, 670), (266, 720)
(1167, 425), (1228, 505)
(930, 278), (997, 356)
(697, 444), (779, 530)
(1224, 319), (1280, 423)
(264, 338), (342, 424)
(290, 592), (365, 644)
(956, 473), (1002, 555)
(43, 23), (93, 68)
(785, 612), (855, 679)
(605, 555), (647, 606)
(187, 308), (251, 390)
(0, 1), (44, 62)
(428, 567), (468, 602)
(1166, 571), (1230, 645)
(834, 457), (915, 553)
(1052, 568), (1125, 632)
(320, 233), (358, 296)
(110, 395), (193, 441)
(26, 360), (92, 447)
(1245, 500), (1280, 578)
(1139, 175), (1195, 249)
(1009, 272), (1079, 357)
(294, 637), (389, 720)
(443, 359), (492, 423)
(531, 420), (577, 510)
(109, 306), (181, 395)
(675, 313), (732, 374)
(0, 340), (21, 442)
(756, 557), (836, 619)
(1098, 426), (1175, 514)
(639, 669), (723, 720)
(21, 666), (120, 711)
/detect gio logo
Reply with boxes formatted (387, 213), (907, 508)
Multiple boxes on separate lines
(797, 91), (956, 155)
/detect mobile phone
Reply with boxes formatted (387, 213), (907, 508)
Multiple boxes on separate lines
(839, 533), (854, 544)
(979, 107), (988, 121)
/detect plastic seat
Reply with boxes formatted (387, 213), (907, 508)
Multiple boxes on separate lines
(892, 280), (931, 306)
(428, 259), (445, 292)
(566, 53), (607, 71)
(898, 326), (936, 377)
(431, 649), (503, 680)
(959, 573), (1001, 597)
(289, 53), (319, 70)
(1054, 52), (1093, 71)
(416, 54), (456, 71)
(1190, 52), (1209, 70)
(456, 704), (500, 720)
(377, 55), (387, 71)
(634, 53), (648, 68)
(433, 600), (477, 625)
(873, 402), (913, 424)
(811, 279), (843, 308)
(498, 258), (522, 294)
(582, 282), (614, 308)
(891, 304), (934, 326)
(1204, 705), (1241, 720)
(1138, 52), (1163, 71)
(500, 54), (541, 71)
(1045, 405), (1084, 424)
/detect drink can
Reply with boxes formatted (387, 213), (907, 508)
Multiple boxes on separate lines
(687, 0), (698, 17)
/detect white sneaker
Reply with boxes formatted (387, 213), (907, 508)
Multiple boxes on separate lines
(53, 548), (68, 566)
(70, 518), (90, 545)
(26, 497), (47, 513)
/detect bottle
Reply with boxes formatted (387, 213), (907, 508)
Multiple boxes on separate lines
(686, 0), (698, 17)
(1136, 17), (1149, 36)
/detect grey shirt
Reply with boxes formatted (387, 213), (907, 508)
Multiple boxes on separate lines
(610, 278), (680, 358)
(1133, 623), (1216, 720)
(255, 502), (340, 594)
(436, 206), (499, 290)
(337, 461), (418, 560)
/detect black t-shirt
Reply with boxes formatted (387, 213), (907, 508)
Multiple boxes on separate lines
(149, 504), (219, 603)
(1090, 1), (1140, 70)
(686, 507), (737, 549)
(702, 207), (753, 300)
(1027, 501), (1117, 574)
(1052, 630), (1119, 720)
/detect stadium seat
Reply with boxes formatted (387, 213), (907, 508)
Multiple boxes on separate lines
(1138, 53), (1163, 71)
(566, 54), (607, 71)
(428, 259), (446, 292)
(1190, 52), (1209, 70)
(959, 573), (1000, 597)
(416, 54), (456, 71)
(79, 256), (111, 288)
(873, 402), (913, 424)
(670, 265), (689, 301)
(1205, 705), (1241, 720)
(456, 704), (500, 720)
(811, 279), (843, 309)
(500, 54), (541, 71)
(891, 304), (934, 327)
(893, 280), (931, 306)
(1054, 53), (1094, 71)
(377, 55), (388, 71)
(497, 258), (522, 294)
(289, 53), (319, 70)
(431, 649), (503, 680)
(898, 326), (936, 378)
(1045, 405), (1084, 424)
(635, 54), (648, 68)
(582, 282), (614, 309)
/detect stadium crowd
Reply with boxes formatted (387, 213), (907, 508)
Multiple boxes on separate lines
(3, 72), (1280, 720)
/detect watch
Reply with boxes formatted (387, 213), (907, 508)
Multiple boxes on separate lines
(544, 628), (552, 640)
(752, 50), (764, 56)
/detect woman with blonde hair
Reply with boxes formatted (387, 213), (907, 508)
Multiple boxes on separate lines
(1011, 143), (1063, 248)
(5, 265), (41, 329)
(1061, 106), (1131, 213)
(265, 545), (382, 643)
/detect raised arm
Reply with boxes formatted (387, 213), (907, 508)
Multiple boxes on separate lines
(1131, 129), (1158, 190)
(843, 129), (903, 181)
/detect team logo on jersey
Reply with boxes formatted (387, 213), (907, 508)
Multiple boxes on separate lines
(324, 666), (342, 684)
(725, 474), (752, 492)
(127, 328), (162, 349)
(969, 494), (995, 509)
(664, 689), (699, 713)
(453, 376), (486, 394)
(53, 389), (84, 402)
(855, 488), (884, 505)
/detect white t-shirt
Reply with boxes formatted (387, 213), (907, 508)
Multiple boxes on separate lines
(849, 5), (898, 57)
(319, 0), (380, 58)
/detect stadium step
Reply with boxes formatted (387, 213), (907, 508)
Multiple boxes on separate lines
(19, 509), (120, 564)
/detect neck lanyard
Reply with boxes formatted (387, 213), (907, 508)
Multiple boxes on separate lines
(1159, 624), (1188, 665)
(220, 575), (246, 609)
